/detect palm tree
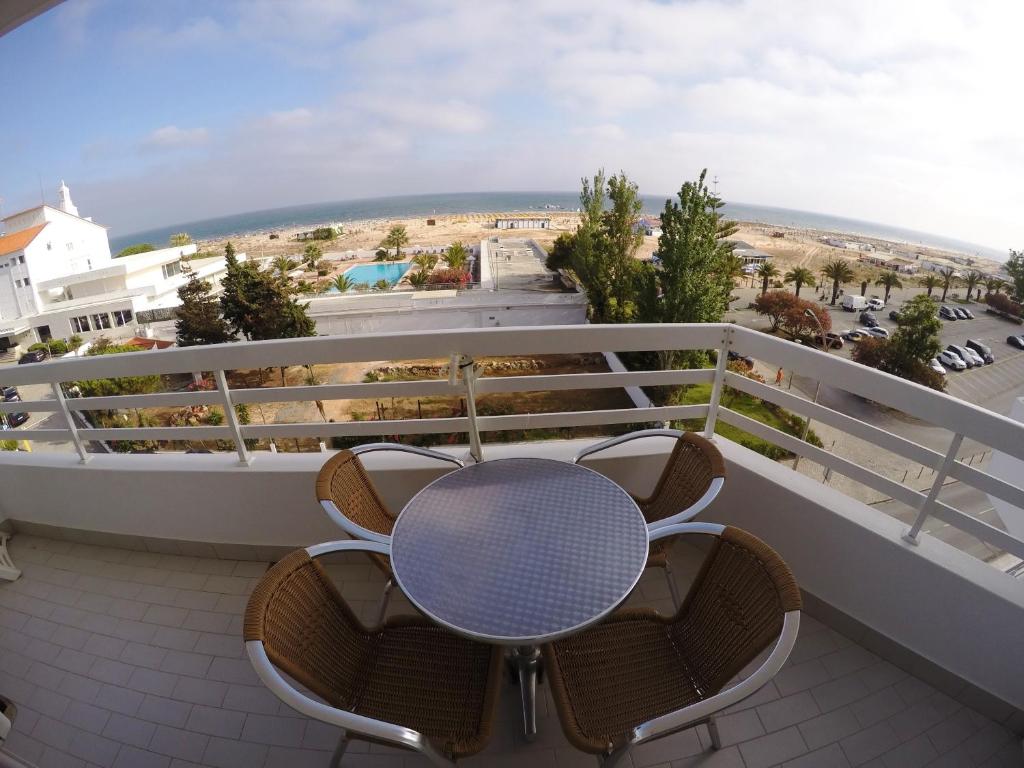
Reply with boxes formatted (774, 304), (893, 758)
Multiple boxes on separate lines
(874, 271), (903, 304)
(443, 242), (469, 271)
(271, 256), (299, 279)
(822, 259), (855, 304)
(412, 253), (438, 272)
(723, 254), (744, 285)
(783, 267), (815, 297)
(985, 277), (1004, 295)
(756, 262), (779, 295)
(303, 243), (323, 270)
(919, 273), (941, 297)
(379, 225), (410, 260)
(939, 267), (957, 302)
(407, 270), (429, 288)
(331, 274), (355, 293)
(373, 279), (391, 291)
(963, 270), (983, 302)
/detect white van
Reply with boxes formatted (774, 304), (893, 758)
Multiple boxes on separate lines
(841, 294), (868, 312)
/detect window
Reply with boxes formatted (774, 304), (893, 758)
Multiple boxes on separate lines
(46, 242), (52, 250)
(70, 316), (90, 333)
(18, 256), (24, 264)
(91, 313), (112, 330)
(112, 309), (133, 327)
(14, 279), (21, 288)
(23, 277), (29, 286)
(162, 261), (182, 280)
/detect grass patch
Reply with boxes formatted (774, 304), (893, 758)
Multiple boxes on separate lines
(674, 383), (822, 460)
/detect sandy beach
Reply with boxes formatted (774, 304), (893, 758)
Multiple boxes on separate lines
(197, 211), (1005, 281)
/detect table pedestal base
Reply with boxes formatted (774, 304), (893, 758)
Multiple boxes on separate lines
(512, 645), (541, 741)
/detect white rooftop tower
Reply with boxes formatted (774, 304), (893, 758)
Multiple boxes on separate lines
(57, 179), (78, 217)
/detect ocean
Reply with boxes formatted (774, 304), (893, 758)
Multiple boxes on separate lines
(108, 191), (1006, 261)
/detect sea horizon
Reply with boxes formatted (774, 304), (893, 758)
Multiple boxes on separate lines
(108, 191), (1008, 262)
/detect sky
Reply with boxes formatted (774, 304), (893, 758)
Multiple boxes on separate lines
(0, 0), (1021, 252)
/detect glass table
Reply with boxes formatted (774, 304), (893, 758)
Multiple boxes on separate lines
(390, 457), (649, 739)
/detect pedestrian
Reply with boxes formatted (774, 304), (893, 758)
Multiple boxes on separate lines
(775, 367), (784, 386)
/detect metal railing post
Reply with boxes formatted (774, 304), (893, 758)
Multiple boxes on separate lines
(904, 432), (963, 544)
(214, 370), (251, 466)
(459, 355), (484, 463)
(51, 382), (90, 464)
(704, 327), (732, 439)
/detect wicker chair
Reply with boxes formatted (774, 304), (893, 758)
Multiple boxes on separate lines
(316, 444), (463, 621)
(245, 540), (503, 768)
(572, 429), (726, 608)
(542, 522), (801, 768)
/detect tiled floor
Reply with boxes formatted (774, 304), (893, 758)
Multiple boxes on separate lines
(0, 534), (1019, 768)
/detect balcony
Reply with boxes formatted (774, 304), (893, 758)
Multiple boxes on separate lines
(1, 323), (1023, 766)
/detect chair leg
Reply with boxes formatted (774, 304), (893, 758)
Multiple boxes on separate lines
(664, 560), (681, 611)
(601, 745), (631, 768)
(329, 729), (349, 768)
(375, 579), (394, 625)
(708, 715), (722, 750)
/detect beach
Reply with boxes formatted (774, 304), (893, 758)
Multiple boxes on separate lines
(196, 211), (1006, 282)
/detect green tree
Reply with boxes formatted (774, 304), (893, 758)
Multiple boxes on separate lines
(985, 277), (1004, 295)
(1006, 250), (1024, 299)
(271, 256), (299, 280)
(823, 259), (855, 304)
(407, 270), (429, 288)
(76, 340), (163, 398)
(783, 267), (814, 297)
(116, 243), (155, 258)
(565, 169), (644, 323)
(303, 244), (323, 270)
(443, 242), (470, 271)
(963, 270), (983, 302)
(332, 274), (355, 292)
(889, 295), (943, 366)
(756, 262), (779, 295)
(938, 267), (957, 301)
(373, 279), (390, 291)
(412, 253), (438, 272)
(874, 271), (903, 304)
(221, 248), (316, 342)
(380, 225), (410, 260)
(919, 273), (941, 297)
(175, 263), (232, 346)
(169, 233), (192, 247)
(544, 232), (576, 271)
(635, 169), (736, 369)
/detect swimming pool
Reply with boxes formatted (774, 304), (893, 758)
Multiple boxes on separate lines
(332, 262), (411, 290)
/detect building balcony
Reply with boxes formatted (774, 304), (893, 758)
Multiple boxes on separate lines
(0, 323), (1022, 767)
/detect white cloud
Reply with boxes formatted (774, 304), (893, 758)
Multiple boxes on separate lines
(139, 126), (209, 151)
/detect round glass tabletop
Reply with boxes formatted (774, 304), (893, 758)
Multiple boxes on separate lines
(390, 457), (649, 644)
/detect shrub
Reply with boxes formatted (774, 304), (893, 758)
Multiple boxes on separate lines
(116, 243), (156, 258)
(426, 268), (470, 287)
(311, 227), (337, 241)
(987, 292), (1022, 317)
(29, 339), (69, 355)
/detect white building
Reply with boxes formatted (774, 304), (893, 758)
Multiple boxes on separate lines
(495, 216), (550, 230)
(633, 217), (662, 237)
(0, 183), (239, 354)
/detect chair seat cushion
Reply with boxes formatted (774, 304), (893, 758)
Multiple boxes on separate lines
(543, 609), (704, 753)
(354, 617), (504, 758)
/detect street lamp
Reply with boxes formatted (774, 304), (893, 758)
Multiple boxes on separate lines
(792, 308), (829, 470)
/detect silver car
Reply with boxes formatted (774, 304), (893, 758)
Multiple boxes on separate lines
(938, 350), (966, 370)
(929, 358), (946, 376)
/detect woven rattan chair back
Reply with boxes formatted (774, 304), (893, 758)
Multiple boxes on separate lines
(638, 433), (725, 528)
(670, 526), (801, 696)
(316, 450), (396, 538)
(245, 549), (371, 709)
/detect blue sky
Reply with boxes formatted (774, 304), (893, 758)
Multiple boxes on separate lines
(1, 0), (1021, 251)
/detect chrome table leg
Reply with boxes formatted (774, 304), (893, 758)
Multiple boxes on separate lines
(513, 645), (541, 740)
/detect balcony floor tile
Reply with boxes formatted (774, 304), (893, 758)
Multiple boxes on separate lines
(0, 533), (1011, 768)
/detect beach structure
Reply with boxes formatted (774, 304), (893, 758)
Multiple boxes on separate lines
(633, 216), (662, 237)
(0, 182), (240, 355)
(727, 239), (771, 267)
(495, 215), (550, 230)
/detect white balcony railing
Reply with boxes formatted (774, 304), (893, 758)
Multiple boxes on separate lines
(2, 323), (1023, 565)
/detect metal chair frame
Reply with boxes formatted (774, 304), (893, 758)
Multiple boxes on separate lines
(247, 539), (469, 768)
(572, 430), (725, 607)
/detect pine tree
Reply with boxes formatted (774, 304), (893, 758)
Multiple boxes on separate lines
(175, 263), (232, 346)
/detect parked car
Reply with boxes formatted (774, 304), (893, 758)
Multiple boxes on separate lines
(859, 311), (878, 327)
(1008, 335), (1024, 350)
(727, 350), (755, 369)
(867, 298), (885, 310)
(937, 350), (967, 370)
(939, 306), (958, 321)
(841, 294), (869, 312)
(842, 329), (868, 342)
(960, 308), (974, 319)
(865, 327), (889, 339)
(953, 307), (970, 320)
(888, 310), (902, 322)
(0, 386), (18, 402)
(946, 344), (978, 368)
(0, 411), (28, 428)
(812, 332), (844, 350)
(964, 339), (994, 364)
(17, 349), (46, 364)
(929, 358), (946, 376)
